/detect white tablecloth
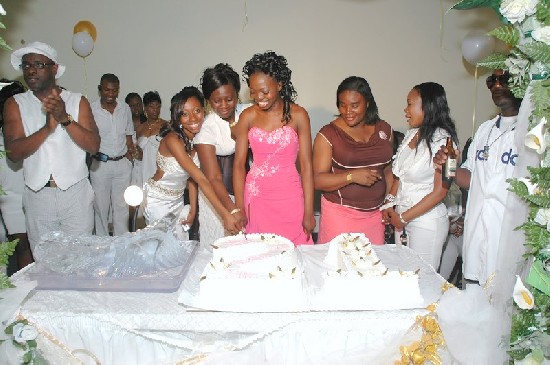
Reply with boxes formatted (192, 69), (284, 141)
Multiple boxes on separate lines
(6, 245), (446, 365)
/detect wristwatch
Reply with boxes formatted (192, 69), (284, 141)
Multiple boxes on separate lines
(61, 114), (74, 127)
(346, 173), (353, 182)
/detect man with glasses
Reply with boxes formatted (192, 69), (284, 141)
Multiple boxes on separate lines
(434, 69), (522, 286)
(3, 41), (100, 251)
(90, 74), (136, 236)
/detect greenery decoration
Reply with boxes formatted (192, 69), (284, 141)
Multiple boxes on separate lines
(0, 3), (9, 51)
(453, 0), (550, 363)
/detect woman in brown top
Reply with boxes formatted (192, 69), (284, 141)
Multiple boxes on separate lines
(313, 76), (394, 244)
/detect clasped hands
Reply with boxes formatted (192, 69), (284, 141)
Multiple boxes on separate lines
(42, 88), (69, 130)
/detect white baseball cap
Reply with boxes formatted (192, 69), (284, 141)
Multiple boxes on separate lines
(11, 41), (66, 78)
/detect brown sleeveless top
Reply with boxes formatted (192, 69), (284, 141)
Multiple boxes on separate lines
(318, 120), (393, 211)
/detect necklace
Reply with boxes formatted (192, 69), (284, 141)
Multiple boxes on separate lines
(483, 115), (517, 160)
(147, 119), (159, 131)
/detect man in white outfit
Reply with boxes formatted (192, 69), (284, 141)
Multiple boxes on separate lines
(90, 74), (136, 236)
(3, 41), (100, 251)
(435, 69), (521, 285)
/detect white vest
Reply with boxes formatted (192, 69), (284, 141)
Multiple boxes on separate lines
(14, 90), (88, 191)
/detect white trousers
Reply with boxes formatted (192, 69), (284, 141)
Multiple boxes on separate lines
(23, 178), (94, 251)
(395, 214), (449, 270)
(90, 158), (132, 236)
(439, 234), (464, 280)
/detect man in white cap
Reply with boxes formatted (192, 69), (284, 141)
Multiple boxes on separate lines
(3, 41), (100, 251)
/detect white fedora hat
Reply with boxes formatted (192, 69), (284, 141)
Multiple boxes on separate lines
(11, 41), (66, 78)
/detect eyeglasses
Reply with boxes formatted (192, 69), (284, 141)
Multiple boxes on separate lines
(486, 73), (511, 89)
(19, 62), (55, 71)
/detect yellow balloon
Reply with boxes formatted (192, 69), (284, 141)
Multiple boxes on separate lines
(73, 20), (97, 42)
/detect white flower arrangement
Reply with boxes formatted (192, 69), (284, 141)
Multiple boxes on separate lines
(453, 0), (550, 363)
(500, 0), (538, 24)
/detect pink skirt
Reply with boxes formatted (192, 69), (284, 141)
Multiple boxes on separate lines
(317, 196), (384, 245)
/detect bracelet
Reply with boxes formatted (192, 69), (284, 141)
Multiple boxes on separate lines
(384, 194), (395, 203)
(399, 213), (408, 225)
(230, 208), (241, 215)
(346, 173), (353, 182)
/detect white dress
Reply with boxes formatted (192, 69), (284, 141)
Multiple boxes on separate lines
(138, 134), (162, 185)
(193, 104), (249, 245)
(131, 132), (143, 188)
(143, 151), (199, 239)
(392, 127), (450, 269)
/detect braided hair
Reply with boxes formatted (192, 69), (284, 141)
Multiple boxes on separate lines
(242, 51), (297, 123)
(160, 86), (205, 154)
(413, 82), (458, 157)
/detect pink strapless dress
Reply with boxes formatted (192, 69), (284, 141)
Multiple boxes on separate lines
(245, 126), (313, 245)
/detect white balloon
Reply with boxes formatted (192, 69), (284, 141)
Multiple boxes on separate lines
(72, 31), (94, 58)
(461, 32), (495, 65)
(124, 185), (144, 207)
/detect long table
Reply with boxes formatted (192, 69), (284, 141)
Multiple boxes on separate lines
(6, 244), (445, 365)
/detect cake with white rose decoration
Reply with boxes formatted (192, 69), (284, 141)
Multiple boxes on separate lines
(312, 233), (423, 310)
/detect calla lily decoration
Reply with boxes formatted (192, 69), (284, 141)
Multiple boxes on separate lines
(534, 208), (550, 231)
(519, 177), (539, 195)
(525, 117), (547, 155)
(513, 275), (535, 309)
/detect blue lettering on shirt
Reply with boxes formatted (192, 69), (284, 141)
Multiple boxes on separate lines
(475, 148), (518, 166)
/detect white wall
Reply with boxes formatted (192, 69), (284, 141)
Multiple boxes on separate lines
(0, 0), (502, 148)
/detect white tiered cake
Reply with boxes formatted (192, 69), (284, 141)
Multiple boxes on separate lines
(311, 233), (424, 310)
(197, 233), (307, 312)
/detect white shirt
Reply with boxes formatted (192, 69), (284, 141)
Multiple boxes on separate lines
(462, 114), (518, 283)
(193, 103), (250, 155)
(14, 89), (87, 191)
(392, 127), (450, 221)
(91, 99), (133, 157)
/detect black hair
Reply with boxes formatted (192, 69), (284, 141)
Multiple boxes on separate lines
(201, 63), (241, 100)
(125, 92), (141, 104)
(125, 92), (146, 123)
(336, 76), (381, 125)
(413, 82), (458, 156)
(143, 90), (161, 106)
(99, 73), (119, 85)
(0, 79), (26, 127)
(160, 86), (205, 154)
(242, 51), (297, 123)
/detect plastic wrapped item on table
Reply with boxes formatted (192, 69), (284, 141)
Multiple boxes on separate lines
(28, 215), (198, 292)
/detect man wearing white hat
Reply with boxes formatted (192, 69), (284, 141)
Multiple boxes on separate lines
(3, 41), (100, 251)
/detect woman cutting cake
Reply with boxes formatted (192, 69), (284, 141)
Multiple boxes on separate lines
(142, 86), (240, 237)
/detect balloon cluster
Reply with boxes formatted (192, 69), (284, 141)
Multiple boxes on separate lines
(72, 20), (96, 58)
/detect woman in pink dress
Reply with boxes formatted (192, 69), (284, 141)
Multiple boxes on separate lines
(233, 51), (315, 245)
